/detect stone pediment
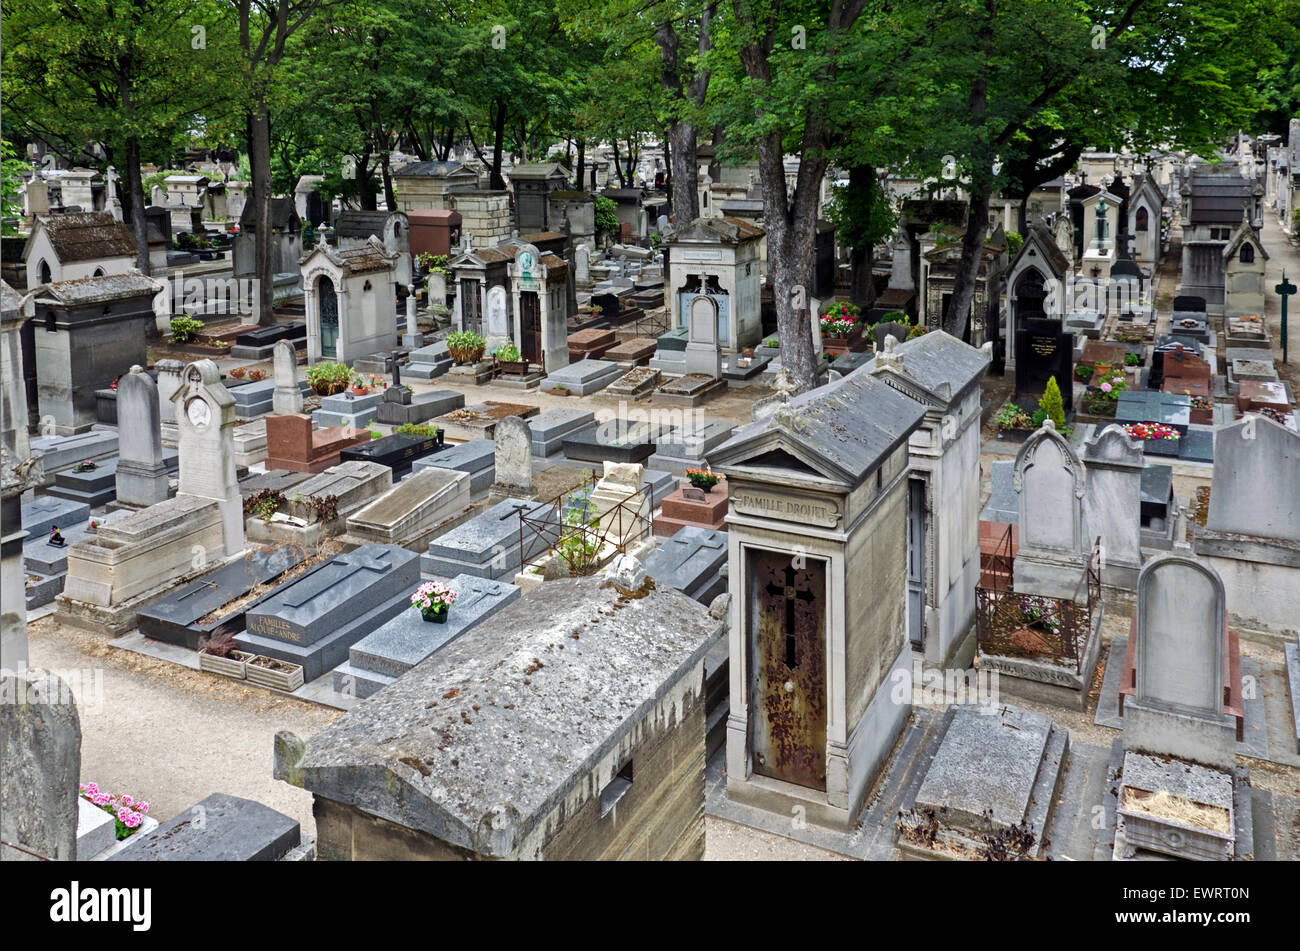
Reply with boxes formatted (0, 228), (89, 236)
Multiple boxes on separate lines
(711, 371), (924, 491)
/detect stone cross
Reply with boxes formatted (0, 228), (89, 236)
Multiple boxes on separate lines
(1276, 270), (1296, 364)
(115, 365), (170, 506)
(665, 531), (724, 565)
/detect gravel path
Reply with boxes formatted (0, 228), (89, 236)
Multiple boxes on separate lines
(27, 616), (338, 838)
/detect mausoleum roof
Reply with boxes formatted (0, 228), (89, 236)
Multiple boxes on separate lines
(868, 329), (989, 405)
(32, 212), (137, 262)
(670, 216), (764, 245)
(711, 370), (925, 488)
(34, 272), (165, 305)
(392, 160), (476, 179)
(287, 576), (719, 856)
(333, 210), (405, 239)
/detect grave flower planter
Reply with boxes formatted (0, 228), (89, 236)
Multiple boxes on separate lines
(244, 655), (305, 692)
(820, 324), (867, 357)
(1123, 422), (1181, 457)
(411, 580), (457, 624)
(198, 647), (255, 679)
(496, 359), (531, 376)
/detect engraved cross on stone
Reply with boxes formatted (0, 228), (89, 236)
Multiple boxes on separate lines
(765, 563), (814, 669)
(667, 532), (724, 566)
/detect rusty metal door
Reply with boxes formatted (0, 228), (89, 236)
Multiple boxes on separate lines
(749, 550), (827, 791)
(520, 291), (541, 363)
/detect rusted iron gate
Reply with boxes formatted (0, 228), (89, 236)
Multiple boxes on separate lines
(515, 475), (655, 576)
(975, 536), (1102, 674)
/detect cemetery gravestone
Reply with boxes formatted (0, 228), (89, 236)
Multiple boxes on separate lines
(0, 669), (81, 861)
(271, 340), (303, 415)
(421, 498), (552, 579)
(644, 526), (729, 604)
(1082, 424), (1144, 589)
(109, 793), (300, 861)
(1123, 553), (1236, 770)
(1013, 421), (1090, 599)
(685, 295), (722, 379)
(1014, 318), (1073, 416)
(334, 574), (521, 698)
(114, 366), (170, 507)
(492, 416), (533, 494)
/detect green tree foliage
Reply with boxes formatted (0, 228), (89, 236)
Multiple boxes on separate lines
(1039, 376), (1066, 432)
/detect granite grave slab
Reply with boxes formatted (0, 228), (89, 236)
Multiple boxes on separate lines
(334, 574), (521, 698)
(339, 430), (447, 480)
(108, 793), (300, 862)
(421, 498), (553, 579)
(411, 438), (496, 499)
(529, 408), (597, 457)
(643, 526), (728, 603)
(374, 387), (465, 425)
(540, 359), (623, 396)
(236, 544), (420, 680)
(312, 391), (383, 429)
(136, 544), (314, 649)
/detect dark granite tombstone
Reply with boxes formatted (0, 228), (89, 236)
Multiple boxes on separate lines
(234, 322), (305, 348)
(339, 431), (447, 480)
(137, 546), (313, 649)
(873, 322), (912, 351)
(643, 526), (729, 604)
(108, 793), (300, 861)
(1014, 318), (1073, 415)
(235, 544), (420, 680)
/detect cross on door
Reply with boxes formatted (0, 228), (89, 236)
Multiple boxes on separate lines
(766, 564), (815, 669)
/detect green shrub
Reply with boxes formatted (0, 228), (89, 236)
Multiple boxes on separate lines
(1124, 353), (1140, 367)
(1039, 376), (1067, 431)
(447, 330), (486, 364)
(493, 341), (522, 362)
(167, 313), (204, 344)
(395, 423), (441, 438)
(1075, 364), (1094, 382)
(306, 361), (352, 396)
(594, 195), (619, 238)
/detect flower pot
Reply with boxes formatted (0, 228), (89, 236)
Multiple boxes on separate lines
(198, 648), (254, 679)
(422, 606), (449, 624)
(244, 656), (305, 691)
(497, 359), (530, 376)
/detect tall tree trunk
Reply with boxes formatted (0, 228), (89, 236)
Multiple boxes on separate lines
(249, 101), (275, 326)
(847, 163), (877, 307)
(489, 101), (507, 190)
(942, 0), (995, 339)
(668, 122), (698, 223)
(359, 150), (377, 211)
(612, 145), (625, 188)
(124, 137), (150, 275)
(1017, 193), (1029, 236)
(573, 139), (586, 190)
(756, 131), (823, 393)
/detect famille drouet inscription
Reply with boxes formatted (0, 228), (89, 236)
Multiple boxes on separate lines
(731, 488), (842, 528)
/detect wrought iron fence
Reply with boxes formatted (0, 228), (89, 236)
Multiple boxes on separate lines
(975, 532), (1102, 674)
(516, 474), (654, 577)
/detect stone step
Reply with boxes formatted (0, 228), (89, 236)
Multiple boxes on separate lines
(331, 658), (394, 700)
